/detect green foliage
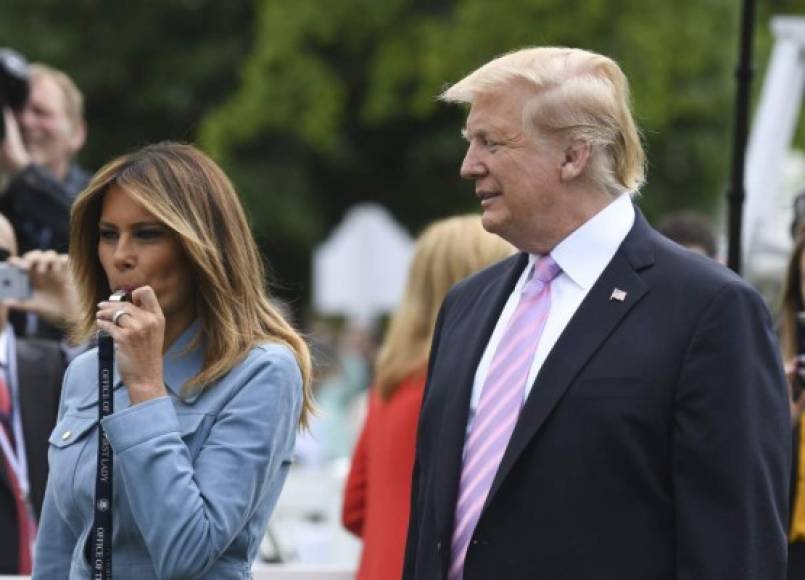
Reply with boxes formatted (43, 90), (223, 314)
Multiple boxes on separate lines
(2, 0), (796, 309)
(201, 0), (742, 258)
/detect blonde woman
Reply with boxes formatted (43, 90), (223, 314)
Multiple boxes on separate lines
(342, 215), (513, 580)
(33, 142), (312, 579)
(779, 235), (805, 578)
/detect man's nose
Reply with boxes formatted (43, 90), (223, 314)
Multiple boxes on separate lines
(460, 144), (486, 180)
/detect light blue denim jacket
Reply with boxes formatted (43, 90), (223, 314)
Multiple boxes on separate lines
(33, 321), (302, 579)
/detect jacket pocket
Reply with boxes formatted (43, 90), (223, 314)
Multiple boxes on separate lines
(49, 414), (97, 448)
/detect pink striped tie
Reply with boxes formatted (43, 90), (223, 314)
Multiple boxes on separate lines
(448, 255), (561, 579)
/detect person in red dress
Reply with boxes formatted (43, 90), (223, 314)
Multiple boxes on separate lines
(342, 215), (512, 580)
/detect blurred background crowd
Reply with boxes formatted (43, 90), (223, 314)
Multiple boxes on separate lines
(1, 0), (805, 577)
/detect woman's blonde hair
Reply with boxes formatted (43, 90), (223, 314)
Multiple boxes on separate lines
(374, 215), (513, 399)
(440, 46), (646, 197)
(780, 235), (805, 361)
(70, 142), (313, 427)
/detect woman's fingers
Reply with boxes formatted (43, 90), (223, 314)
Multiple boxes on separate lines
(131, 286), (163, 318)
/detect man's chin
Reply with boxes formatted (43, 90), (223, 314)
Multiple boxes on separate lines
(480, 212), (505, 235)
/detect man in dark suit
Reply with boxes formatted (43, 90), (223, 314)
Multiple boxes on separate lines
(403, 47), (791, 579)
(0, 214), (65, 574)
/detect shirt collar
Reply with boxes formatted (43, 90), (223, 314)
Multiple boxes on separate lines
(0, 326), (8, 367)
(533, 192), (635, 290)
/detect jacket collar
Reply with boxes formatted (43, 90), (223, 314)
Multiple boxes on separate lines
(162, 319), (205, 402)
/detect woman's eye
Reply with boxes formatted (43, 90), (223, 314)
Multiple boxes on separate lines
(98, 229), (118, 241)
(135, 228), (166, 240)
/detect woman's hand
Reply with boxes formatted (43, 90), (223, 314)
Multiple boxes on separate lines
(787, 357), (805, 425)
(96, 285), (167, 405)
(4, 251), (79, 327)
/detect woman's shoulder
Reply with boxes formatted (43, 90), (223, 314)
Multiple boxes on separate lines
(222, 341), (303, 394)
(59, 346), (100, 406)
(246, 341), (301, 375)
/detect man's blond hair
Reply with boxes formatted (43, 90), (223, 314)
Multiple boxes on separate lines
(30, 63), (84, 128)
(441, 47), (646, 196)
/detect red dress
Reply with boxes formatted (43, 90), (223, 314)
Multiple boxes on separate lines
(342, 373), (426, 580)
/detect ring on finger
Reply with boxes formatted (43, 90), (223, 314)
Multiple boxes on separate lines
(112, 309), (131, 327)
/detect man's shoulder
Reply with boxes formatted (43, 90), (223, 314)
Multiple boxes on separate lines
(650, 228), (740, 284)
(16, 336), (66, 368)
(645, 226), (762, 308)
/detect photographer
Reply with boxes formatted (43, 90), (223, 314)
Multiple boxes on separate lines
(0, 61), (89, 255)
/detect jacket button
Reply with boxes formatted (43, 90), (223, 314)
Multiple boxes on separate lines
(436, 541), (441, 551)
(472, 539), (478, 545)
(61, 431), (72, 440)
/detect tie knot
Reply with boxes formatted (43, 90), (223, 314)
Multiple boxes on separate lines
(533, 255), (561, 283)
(522, 256), (560, 297)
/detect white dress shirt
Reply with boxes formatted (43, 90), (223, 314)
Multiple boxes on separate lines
(467, 193), (635, 432)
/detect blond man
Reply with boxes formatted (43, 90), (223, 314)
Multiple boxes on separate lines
(404, 47), (789, 580)
(0, 63), (89, 254)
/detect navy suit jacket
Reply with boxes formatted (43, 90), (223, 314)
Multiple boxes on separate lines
(0, 338), (65, 573)
(404, 210), (791, 579)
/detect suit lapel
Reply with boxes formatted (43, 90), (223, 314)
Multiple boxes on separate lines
(0, 340), (43, 494)
(485, 211), (655, 506)
(431, 253), (528, 547)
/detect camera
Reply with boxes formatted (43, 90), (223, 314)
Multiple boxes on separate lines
(0, 48), (30, 143)
(0, 262), (31, 300)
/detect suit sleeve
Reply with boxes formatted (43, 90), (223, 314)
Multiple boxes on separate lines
(672, 281), (790, 579)
(342, 398), (371, 537)
(403, 296), (449, 579)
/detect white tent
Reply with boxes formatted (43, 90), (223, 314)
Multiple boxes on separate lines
(743, 15), (805, 282)
(312, 203), (414, 322)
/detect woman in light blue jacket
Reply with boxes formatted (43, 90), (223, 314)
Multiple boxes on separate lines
(33, 142), (313, 579)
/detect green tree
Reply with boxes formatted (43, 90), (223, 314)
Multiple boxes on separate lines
(200, 0), (752, 305)
(3, 0), (803, 312)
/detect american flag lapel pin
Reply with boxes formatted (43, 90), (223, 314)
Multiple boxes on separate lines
(610, 288), (627, 302)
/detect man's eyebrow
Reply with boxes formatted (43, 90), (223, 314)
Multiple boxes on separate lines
(461, 128), (489, 141)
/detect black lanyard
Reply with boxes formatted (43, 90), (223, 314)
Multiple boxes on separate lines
(90, 332), (114, 579)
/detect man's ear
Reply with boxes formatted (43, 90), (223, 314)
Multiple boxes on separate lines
(68, 119), (87, 155)
(559, 140), (591, 182)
